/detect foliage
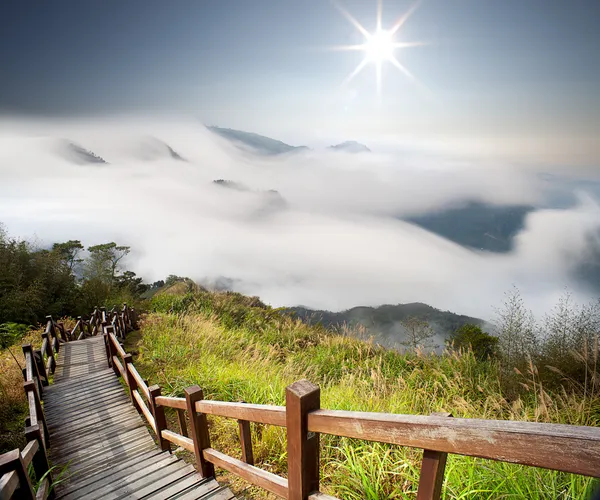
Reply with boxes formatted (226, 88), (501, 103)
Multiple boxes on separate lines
(130, 289), (600, 499)
(52, 240), (84, 271)
(448, 324), (498, 360)
(85, 242), (131, 287)
(0, 322), (30, 349)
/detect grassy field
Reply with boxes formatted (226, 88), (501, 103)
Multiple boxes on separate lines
(123, 289), (600, 499)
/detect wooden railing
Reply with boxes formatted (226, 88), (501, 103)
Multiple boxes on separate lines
(102, 321), (600, 500)
(3, 305), (600, 499)
(0, 304), (137, 500)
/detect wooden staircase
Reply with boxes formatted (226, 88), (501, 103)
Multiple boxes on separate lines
(45, 336), (235, 499)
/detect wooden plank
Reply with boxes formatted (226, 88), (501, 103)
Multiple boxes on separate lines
(0, 449), (36, 499)
(93, 461), (191, 500)
(0, 470), (19, 499)
(128, 363), (150, 401)
(57, 450), (165, 494)
(287, 380), (320, 500)
(35, 478), (49, 500)
(162, 430), (195, 452)
(20, 440), (39, 469)
(133, 390), (157, 433)
(60, 455), (179, 499)
(142, 475), (214, 499)
(204, 448), (288, 498)
(196, 400), (286, 427)
(307, 410), (600, 477)
(117, 465), (197, 500)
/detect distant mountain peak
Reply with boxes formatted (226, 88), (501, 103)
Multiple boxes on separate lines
(208, 126), (309, 156)
(329, 140), (371, 153)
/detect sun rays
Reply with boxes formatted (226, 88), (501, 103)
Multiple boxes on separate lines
(331, 0), (427, 94)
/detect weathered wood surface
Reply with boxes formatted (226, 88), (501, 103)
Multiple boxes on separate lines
(44, 337), (236, 499)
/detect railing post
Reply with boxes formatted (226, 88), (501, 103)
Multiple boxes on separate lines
(185, 385), (214, 478)
(149, 384), (171, 452)
(0, 449), (36, 499)
(22, 344), (43, 397)
(42, 332), (56, 374)
(23, 380), (50, 448)
(176, 409), (188, 437)
(416, 412), (452, 500)
(25, 424), (55, 499)
(286, 380), (320, 500)
(34, 349), (49, 387)
(238, 419), (254, 465)
(103, 333), (112, 367)
(124, 354), (142, 414)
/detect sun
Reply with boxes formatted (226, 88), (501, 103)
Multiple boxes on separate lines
(331, 0), (426, 93)
(364, 29), (395, 63)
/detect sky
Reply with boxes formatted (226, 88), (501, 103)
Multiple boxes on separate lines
(1, 0), (599, 166)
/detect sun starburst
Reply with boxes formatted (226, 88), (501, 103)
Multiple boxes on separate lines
(331, 0), (426, 94)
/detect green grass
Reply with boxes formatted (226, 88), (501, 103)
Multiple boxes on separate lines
(125, 290), (600, 499)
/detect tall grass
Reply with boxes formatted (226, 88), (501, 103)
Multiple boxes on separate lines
(124, 291), (600, 499)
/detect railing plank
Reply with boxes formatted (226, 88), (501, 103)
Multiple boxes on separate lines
(20, 440), (39, 469)
(195, 400), (286, 427)
(132, 390), (157, 434)
(128, 364), (150, 401)
(162, 430), (195, 452)
(203, 448), (289, 499)
(0, 470), (19, 499)
(155, 396), (186, 410)
(307, 410), (600, 477)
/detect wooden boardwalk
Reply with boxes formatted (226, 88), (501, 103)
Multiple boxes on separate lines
(44, 336), (236, 500)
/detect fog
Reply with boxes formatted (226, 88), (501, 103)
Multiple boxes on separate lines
(1, 118), (599, 321)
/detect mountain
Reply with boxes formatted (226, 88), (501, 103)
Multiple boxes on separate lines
(405, 201), (535, 253)
(286, 302), (485, 350)
(329, 141), (371, 153)
(61, 141), (108, 165)
(208, 126), (309, 156)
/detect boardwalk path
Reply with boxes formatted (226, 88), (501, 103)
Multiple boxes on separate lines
(43, 336), (235, 500)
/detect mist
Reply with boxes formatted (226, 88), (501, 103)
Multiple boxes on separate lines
(1, 117), (599, 321)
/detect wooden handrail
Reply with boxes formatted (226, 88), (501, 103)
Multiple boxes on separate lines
(306, 410), (600, 477)
(132, 390), (157, 434)
(162, 429), (195, 452)
(0, 470), (19, 498)
(23, 302), (600, 500)
(128, 363), (150, 401)
(108, 332), (127, 359)
(203, 448), (289, 499)
(196, 400), (286, 427)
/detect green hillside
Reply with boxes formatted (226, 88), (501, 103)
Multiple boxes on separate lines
(121, 288), (599, 499)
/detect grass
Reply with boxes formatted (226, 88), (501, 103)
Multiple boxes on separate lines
(123, 290), (600, 499)
(0, 317), (76, 454)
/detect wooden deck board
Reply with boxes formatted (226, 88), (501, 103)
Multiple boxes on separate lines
(45, 336), (235, 499)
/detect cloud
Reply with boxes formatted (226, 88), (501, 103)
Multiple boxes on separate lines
(0, 117), (599, 321)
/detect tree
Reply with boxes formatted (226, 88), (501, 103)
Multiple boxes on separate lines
(448, 324), (498, 360)
(494, 286), (538, 368)
(85, 243), (130, 286)
(400, 317), (437, 350)
(114, 271), (148, 296)
(52, 240), (84, 271)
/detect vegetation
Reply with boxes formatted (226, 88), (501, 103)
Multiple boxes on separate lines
(122, 287), (600, 499)
(447, 324), (498, 360)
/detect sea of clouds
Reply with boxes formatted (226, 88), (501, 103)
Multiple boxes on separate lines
(0, 117), (599, 321)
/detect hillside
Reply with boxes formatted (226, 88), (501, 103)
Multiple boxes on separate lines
(287, 302), (485, 349)
(117, 288), (598, 499)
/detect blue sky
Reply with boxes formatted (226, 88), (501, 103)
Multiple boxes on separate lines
(1, 0), (599, 164)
